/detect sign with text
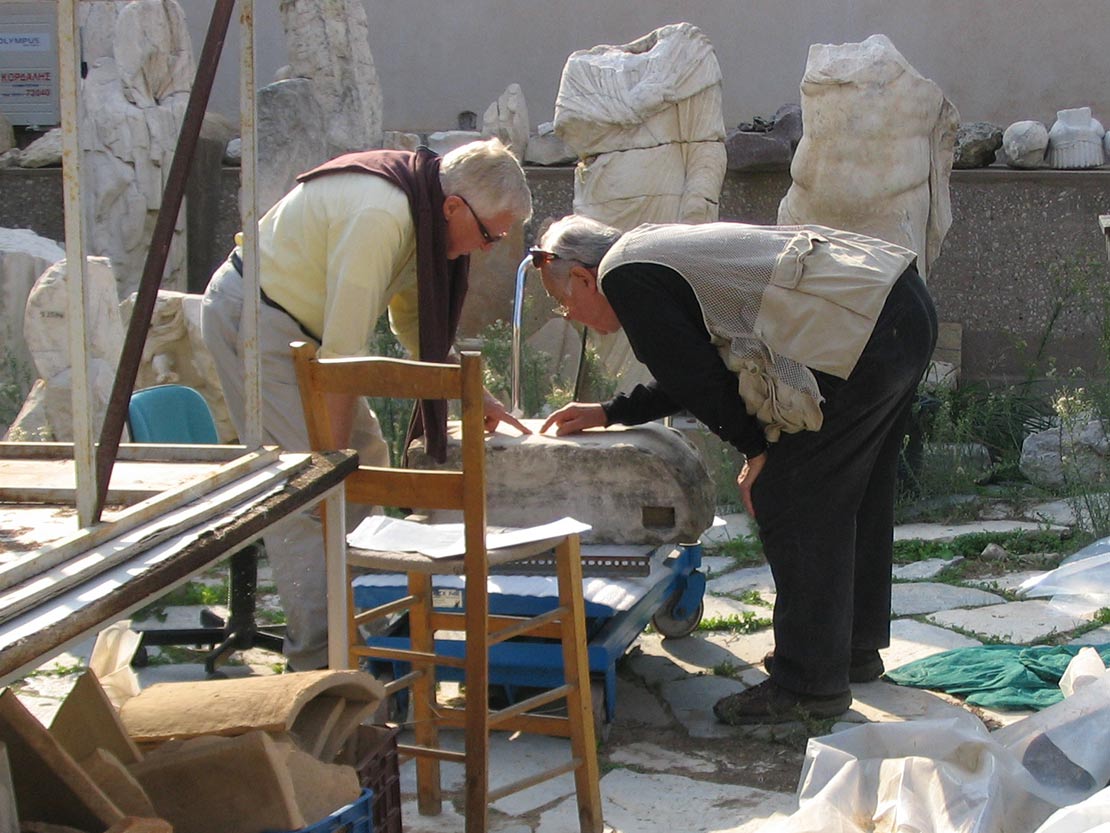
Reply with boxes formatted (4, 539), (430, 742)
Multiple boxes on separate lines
(0, 3), (58, 127)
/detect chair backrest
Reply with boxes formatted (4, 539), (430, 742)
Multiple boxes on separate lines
(291, 341), (488, 537)
(128, 384), (220, 445)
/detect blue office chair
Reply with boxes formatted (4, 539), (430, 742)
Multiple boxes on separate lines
(127, 384), (285, 673)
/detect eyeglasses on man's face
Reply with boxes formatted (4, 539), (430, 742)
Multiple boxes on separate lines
(528, 247), (560, 269)
(457, 195), (506, 245)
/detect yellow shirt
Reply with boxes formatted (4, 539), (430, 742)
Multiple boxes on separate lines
(256, 173), (420, 359)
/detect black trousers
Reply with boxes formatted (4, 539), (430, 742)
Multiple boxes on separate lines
(751, 266), (938, 696)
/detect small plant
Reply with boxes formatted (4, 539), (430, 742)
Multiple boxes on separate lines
(697, 611), (772, 634)
(713, 535), (765, 568)
(711, 660), (741, 678)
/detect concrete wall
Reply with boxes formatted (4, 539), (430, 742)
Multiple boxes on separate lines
(184, 0), (1110, 132)
(5, 164), (1105, 389)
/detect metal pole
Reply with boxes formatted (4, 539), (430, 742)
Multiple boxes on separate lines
(57, 0), (94, 526)
(92, 0), (237, 521)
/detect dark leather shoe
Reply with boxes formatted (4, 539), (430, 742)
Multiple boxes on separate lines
(762, 649), (885, 683)
(714, 679), (852, 725)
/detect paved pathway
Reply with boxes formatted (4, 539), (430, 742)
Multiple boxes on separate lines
(11, 504), (1106, 833)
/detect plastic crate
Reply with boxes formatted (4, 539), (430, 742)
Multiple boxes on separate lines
(337, 724), (403, 833)
(298, 788), (374, 833)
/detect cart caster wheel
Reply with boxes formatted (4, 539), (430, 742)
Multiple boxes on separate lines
(590, 680), (612, 744)
(652, 599), (703, 639)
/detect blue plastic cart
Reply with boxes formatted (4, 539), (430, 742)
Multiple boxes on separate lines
(351, 542), (706, 731)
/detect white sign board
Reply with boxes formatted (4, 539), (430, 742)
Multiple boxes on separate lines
(0, 3), (58, 127)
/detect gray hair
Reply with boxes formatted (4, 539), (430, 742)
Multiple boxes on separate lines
(538, 215), (623, 279)
(440, 138), (532, 223)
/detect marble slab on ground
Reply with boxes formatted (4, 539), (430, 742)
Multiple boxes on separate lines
(700, 554), (738, 576)
(608, 741), (720, 774)
(890, 582), (1004, 616)
(892, 557), (963, 580)
(706, 564), (776, 597)
(631, 630), (776, 681)
(610, 676), (673, 729)
(659, 672), (767, 739)
(535, 767), (795, 833)
(895, 519), (1066, 541)
(848, 680), (984, 723)
(1070, 624), (1110, 645)
(883, 618), (982, 672)
(928, 599), (1090, 643)
(965, 570), (1048, 594)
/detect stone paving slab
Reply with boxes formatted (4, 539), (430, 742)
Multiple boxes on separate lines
(610, 676), (672, 729)
(892, 557), (963, 580)
(1070, 624), (1110, 646)
(966, 569), (1049, 594)
(883, 618), (982, 672)
(895, 519), (1067, 541)
(706, 564), (776, 597)
(890, 582), (1004, 616)
(535, 768), (795, 833)
(928, 599), (1090, 643)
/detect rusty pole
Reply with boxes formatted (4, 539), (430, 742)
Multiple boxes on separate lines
(92, 0), (238, 521)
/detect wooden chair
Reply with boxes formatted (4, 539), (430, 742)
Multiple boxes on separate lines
(291, 341), (603, 833)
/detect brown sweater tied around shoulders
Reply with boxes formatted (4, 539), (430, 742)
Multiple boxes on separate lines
(297, 147), (468, 463)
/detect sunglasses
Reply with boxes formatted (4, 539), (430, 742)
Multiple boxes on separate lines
(528, 247), (561, 269)
(457, 195), (506, 245)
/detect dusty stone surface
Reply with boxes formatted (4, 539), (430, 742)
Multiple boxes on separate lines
(6, 257), (122, 442)
(255, 78), (329, 216)
(1003, 120), (1049, 168)
(278, 0), (382, 155)
(0, 228), (64, 399)
(79, 0), (194, 296)
(553, 22), (727, 391)
(482, 84), (529, 161)
(408, 421), (715, 546)
(777, 34), (959, 280)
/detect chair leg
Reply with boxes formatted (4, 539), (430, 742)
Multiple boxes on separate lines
(464, 565), (491, 833)
(408, 572), (441, 815)
(555, 536), (604, 833)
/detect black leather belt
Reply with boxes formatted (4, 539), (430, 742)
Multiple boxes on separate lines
(228, 251), (317, 343)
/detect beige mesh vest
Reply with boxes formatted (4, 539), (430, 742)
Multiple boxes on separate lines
(597, 223), (916, 442)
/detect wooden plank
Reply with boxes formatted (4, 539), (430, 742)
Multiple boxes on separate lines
(0, 442), (246, 463)
(0, 451), (356, 685)
(0, 448), (285, 591)
(0, 454), (309, 624)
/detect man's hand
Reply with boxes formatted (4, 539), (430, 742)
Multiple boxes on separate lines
(737, 452), (766, 519)
(482, 388), (531, 435)
(540, 402), (607, 435)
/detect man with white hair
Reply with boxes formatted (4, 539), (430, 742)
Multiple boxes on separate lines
(202, 138), (531, 670)
(535, 214), (938, 723)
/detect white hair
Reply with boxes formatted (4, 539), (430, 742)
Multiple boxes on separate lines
(538, 215), (623, 279)
(439, 138), (532, 222)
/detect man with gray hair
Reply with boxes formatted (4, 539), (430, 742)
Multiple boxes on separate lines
(201, 138), (531, 671)
(535, 214), (937, 723)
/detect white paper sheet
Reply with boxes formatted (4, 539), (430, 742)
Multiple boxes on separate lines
(347, 515), (591, 559)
